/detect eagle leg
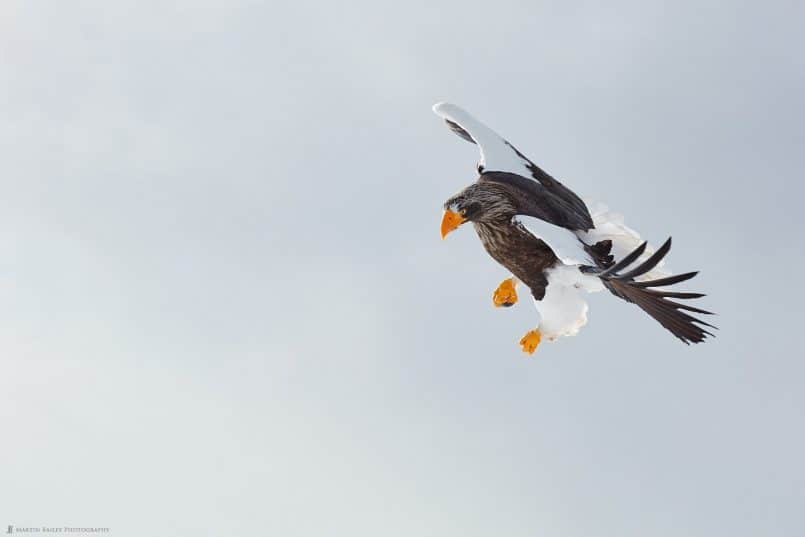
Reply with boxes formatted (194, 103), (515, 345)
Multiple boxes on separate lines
(519, 329), (542, 354)
(492, 277), (519, 308)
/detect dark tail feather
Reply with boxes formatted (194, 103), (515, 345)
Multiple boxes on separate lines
(596, 237), (716, 344)
(631, 271), (699, 288)
(598, 241), (647, 277)
(619, 237), (672, 280)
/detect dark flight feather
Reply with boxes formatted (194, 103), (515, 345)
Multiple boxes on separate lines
(598, 241), (648, 277)
(504, 142), (592, 225)
(631, 271), (699, 288)
(479, 171), (595, 231)
(618, 237), (673, 280)
(444, 119), (475, 144)
(594, 238), (716, 344)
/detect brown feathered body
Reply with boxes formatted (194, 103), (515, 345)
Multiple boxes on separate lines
(435, 102), (715, 345)
(474, 219), (557, 300)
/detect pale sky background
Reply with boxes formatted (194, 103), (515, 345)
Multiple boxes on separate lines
(1, 1), (804, 536)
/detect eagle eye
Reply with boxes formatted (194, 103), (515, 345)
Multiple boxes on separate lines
(462, 202), (482, 220)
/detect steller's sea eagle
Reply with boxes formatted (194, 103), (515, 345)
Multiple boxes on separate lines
(434, 102), (715, 354)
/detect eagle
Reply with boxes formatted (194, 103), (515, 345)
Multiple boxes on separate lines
(434, 102), (715, 354)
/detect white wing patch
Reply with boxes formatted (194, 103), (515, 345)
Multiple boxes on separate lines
(516, 217), (585, 265)
(432, 102), (535, 179)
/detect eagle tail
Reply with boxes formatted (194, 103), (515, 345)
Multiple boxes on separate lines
(592, 238), (716, 344)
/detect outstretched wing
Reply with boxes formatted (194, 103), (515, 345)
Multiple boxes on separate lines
(433, 102), (593, 231)
(592, 238), (716, 344)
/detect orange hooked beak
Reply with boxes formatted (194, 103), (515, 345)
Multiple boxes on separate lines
(440, 209), (466, 239)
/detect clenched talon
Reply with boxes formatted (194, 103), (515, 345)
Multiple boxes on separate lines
(519, 329), (542, 354)
(493, 277), (518, 307)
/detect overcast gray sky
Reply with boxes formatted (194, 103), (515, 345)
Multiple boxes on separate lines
(1, 1), (804, 535)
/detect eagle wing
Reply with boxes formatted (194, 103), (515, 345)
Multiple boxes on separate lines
(433, 102), (594, 231)
(591, 237), (716, 344)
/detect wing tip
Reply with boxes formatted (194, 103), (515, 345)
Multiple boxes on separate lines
(599, 239), (716, 345)
(432, 101), (460, 118)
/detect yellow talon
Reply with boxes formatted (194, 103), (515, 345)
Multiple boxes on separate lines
(493, 277), (518, 307)
(519, 329), (542, 354)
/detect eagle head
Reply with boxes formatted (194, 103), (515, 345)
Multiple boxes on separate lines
(440, 183), (515, 238)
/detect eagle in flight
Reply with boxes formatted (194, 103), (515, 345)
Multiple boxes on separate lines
(434, 102), (715, 354)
